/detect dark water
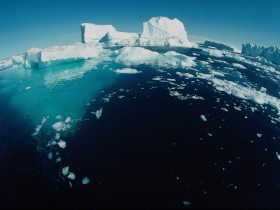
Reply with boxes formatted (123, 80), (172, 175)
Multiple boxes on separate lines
(1, 53), (280, 209)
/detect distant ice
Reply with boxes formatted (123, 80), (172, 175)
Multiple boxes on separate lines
(115, 68), (141, 74)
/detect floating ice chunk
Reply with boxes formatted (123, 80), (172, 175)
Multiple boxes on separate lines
(25, 86), (31, 90)
(200, 115), (207, 122)
(67, 172), (76, 180)
(203, 49), (223, 57)
(65, 117), (71, 123)
(56, 115), (63, 120)
(115, 68), (141, 74)
(23, 43), (104, 68)
(182, 201), (191, 206)
(55, 133), (60, 140)
(95, 108), (103, 120)
(276, 152), (280, 160)
(32, 116), (48, 136)
(232, 63), (246, 69)
(115, 47), (196, 69)
(82, 177), (90, 185)
(52, 121), (65, 132)
(57, 140), (66, 149)
(62, 166), (69, 176)
(257, 133), (262, 138)
(48, 152), (53, 160)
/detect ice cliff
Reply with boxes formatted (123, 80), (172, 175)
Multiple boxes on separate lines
(81, 23), (116, 43)
(242, 43), (280, 65)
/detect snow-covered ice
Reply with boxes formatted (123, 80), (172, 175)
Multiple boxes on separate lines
(52, 122), (65, 132)
(115, 47), (196, 69)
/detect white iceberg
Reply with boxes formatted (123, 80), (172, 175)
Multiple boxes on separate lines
(81, 23), (116, 43)
(142, 17), (188, 40)
(22, 43), (104, 68)
(242, 43), (280, 65)
(138, 17), (196, 47)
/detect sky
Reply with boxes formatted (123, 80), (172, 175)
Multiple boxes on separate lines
(0, 0), (279, 59)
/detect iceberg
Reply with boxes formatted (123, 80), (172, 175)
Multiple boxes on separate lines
(142, 17), (188, 40)
(83, 17), (196, 47)
(138, 17), (196, 47)
(242, 43), (280, 65)
(26, 43), (103, 68)
(81, 23), (116, 43)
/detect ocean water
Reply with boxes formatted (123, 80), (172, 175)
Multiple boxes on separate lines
(1, 46), (280, 208)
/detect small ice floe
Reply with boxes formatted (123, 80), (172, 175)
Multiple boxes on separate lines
(67, 172), (76, 180)
(52, 121), (65, 132)
(208, 133), (213, 137)
(62, 166), (69, 176)
(276, 152), (280, 160)
(221, 107), (228, 112)
(257, 133), (262, 138)
(65, 117), (71, 123)
(32, 116), (48, 136)
(56, 115), (63, 120)
(57, 140), (66, 149)
(232, 63), (246, 69)
(56, 157), (62, 162)
(91, 108), (103, 120)
(115, 68), (141, 74)
(182, 201), (191, 206)
(55, 133), (60, 140)
(118, 95), (125, 99)
(25, 86), (31, 90)
(82, 177), (90, 185)
(200, 115), (207, 122)
(48, 152), (53, 160)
